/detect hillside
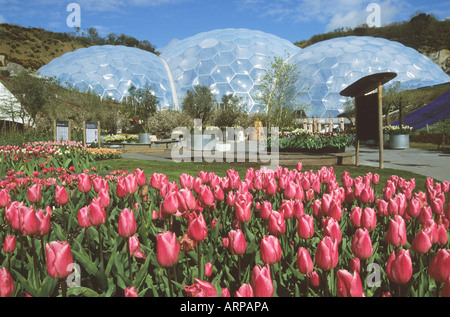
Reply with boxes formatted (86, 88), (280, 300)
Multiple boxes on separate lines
(0, 23), (157, 71)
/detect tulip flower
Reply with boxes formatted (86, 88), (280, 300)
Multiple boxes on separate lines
(116, 179), (128, 199)
(184, 279), (218, 297)
(361, 207), (377, 231)
(27, 184), (42, 204)
(87, 199), (107, 227)
(308, 271), (320, 288)
(128, 235), (147, 260)
(97, 188), (111, 209)
(235, 284), (254, 297)
(177, 189), (196, 213)
(222, 287), (231, 297)
(234, 191), (252, 223)
(35, 208), (51, 236)
(251, 264), (274, 297)
(260, 235), (282, 265)
(350, 206), (362, 227)
(187, 212), (208, 242)
(260, 201), (272, 220)
(0, 267), (14, 297)
(0, 189), (12, 208)
(406, 198), (421, 218)
(385, 215), (407, 247)
(55, 185), (69, 206)
(77, 173), (92, 193)
(297, 214), (314, 239)
(118, 208), (137, 238)
(199, 185), (215, 207)
(2, 235), (16, 254)
(429, 249), (450, 283)
(156, 231), (180, 268)
(161, 191), (179, 218)
(296, 247), (313, 275)
(350, 257), (361, 274)
(442, 277), (450, 297)
(315, 236), (339, 272)
(268, 210), (286, 236)
(336, 269), (365, 297)
(228, 229), (247, 255)
(351, 228), (373, 260)
(411, 229), (433, 254)
(386, 249), (413, 286)
(124, 286), (139, 297)
(45, 241), (74, 280)
(135, 168), (146, 187)
(204, 262), (213, 278)
(322, 217), (342, 244)
(18, 205), (40, 236)
(77, 206), (91, 228)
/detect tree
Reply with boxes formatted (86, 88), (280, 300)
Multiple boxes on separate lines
(181, 85), (216, 123)
(383, 81), (413, 128)
(255, 55), (308, 130)
(125, 85), (159, 133)
(209, 94), (245, 128)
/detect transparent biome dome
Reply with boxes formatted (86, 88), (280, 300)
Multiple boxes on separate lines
(38, 45), (173, 109)
(160, 28), (302, 113)
(289, 36), (450, 118)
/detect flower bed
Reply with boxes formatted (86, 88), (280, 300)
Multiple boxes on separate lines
(269, 129), (354, 153)
(0, 159), (448, 297)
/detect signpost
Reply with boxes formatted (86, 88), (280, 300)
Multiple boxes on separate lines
(54, 120), (71, 142)
(340, 72), (397, 169)
(84, 121), (100, 146)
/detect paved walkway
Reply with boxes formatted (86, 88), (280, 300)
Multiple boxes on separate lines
(354, 145), (450, 181)
(122, 145), (450, 182)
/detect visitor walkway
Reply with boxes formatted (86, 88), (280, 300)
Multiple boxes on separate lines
(121, 145), (450, 182)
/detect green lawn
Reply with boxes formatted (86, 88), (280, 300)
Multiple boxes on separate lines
(93, 158), (431, 187)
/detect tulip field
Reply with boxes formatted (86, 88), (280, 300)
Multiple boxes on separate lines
(0, 141), (449, 297)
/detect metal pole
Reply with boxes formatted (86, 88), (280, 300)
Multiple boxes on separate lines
(378, 83), (384, 169)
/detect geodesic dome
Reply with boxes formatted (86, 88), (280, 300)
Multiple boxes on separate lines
(289, 36), (450, 118)
(38, 45), (174, 109)
(160, 28), (302, 113)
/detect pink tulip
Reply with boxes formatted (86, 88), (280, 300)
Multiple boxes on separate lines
(411, 229), (433, 254)
(315, 236), (339, 271)
(27, 184), (42, 204)
(336, 269), (364, 297)
(3, 235), (16, 253)
(350, 206), (362, 227)
(45, 241), (74, 279)
(297, 214), (314, 239)
(385, 215), (407, 247)
(228, 229), (247, 255)
(204, 262), (213, 278)
(161, 191), (179, 217)
(260, 235), (282, 265)
(268, 210), (286, 236)
(260, 201), (272, 220)
(235, 284), (254, 297)
(429, 249), (450, 283)
(156, 231), (180, 268)
(35, 208), (51, 236)
(251, 264), (274, 297)
(199, 185), (215, 207)
(128, 235), (146, 259)
(124, 286), (139, 297)
(386, 249), (412, 285)
(87, 199), (107, 226)
(0, 189), (11, 208)
(118, 208), (137, 238)
(135, 168), (146, 187)
(187, 212), (208, 242)
(116, 179), (128, 198)
(184, 278), (218, 297)
(77, 206), (91, 228)
(77, 173), (92, 193)
(350, 257), (361, 273)
(150, 173), (167, 190)
(322, 217), (342, 244)
(361, 207), (377, 231)
(18, 205), (40, 236)
(97, 188), (111, 208)
(351, 228), (373, 260)
(442, 276), (450, 297)
(234, 192), (252, 223)
(406, 198), (421, 218)
(296, 247), (313, 275)
(0, 267), (14, 297)
(308, 271), (320, 288)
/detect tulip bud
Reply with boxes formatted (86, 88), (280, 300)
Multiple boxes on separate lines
(251, 264), (274, 297)
(260, 235), (282, 265)
(135, 168), (146, 187)
(350, 257), (361, 273)
(296, 247), (313, 275)
(27, 184), (42, 204)
(386, 249), (413, 285)
(0, 189), (11, 208)
(124, 286), (139, 297)
(322, 217), (342, 244)
(87, 199), (107, 226)
(351, 228), (373, 260)
(55, 185), (69, 206)
(385, 215), (407, 247)
(199, 185), (215, 207)
(361, 207), (377, 231)
(411, 229), (433, 254)
(315, 236), (339, 271)
(204, 262), (213, 278)
(156, 231), (180, 268)
(77, 173), (92, 193)
(228, 229), (247, 255)
(336, 269), (364, 297)
(187, 212), (208, 242)
(77, 206), (91, 228)
(2, 235), (16, 253)
(118, 208), (137, 238)
(234, 192), (252, 223)
(128, 235), (146, 259)
(429, 249), (450, 283)
(0, 267), (14, 297)
(308, 271), (320, 288)
(45, 241), (74, 279)
(297, 213), (314, 239)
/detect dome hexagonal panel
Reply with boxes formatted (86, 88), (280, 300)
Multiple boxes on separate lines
(289, 36), (450, 118)
(160, 28), (302, 112)
(38, 45), (174, 109)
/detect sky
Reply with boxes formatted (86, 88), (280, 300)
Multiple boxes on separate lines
(0, 0), (449, 51)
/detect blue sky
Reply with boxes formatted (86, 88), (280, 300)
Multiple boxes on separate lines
(1, 0), (449, 51)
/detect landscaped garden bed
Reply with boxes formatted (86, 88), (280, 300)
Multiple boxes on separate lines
(0, 139), (448, 297)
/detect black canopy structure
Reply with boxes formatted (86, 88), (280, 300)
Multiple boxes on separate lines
(340, 72), (397, 169)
